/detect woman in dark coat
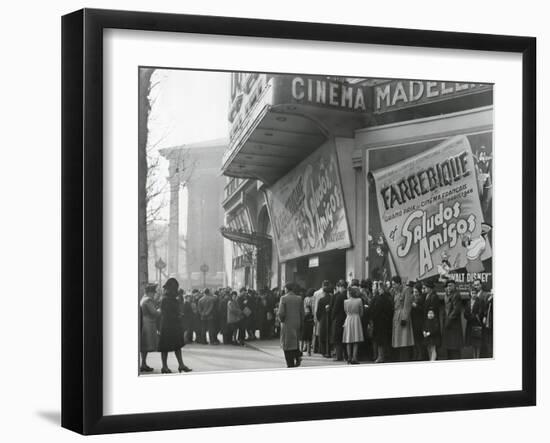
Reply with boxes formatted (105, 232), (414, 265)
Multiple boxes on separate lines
(370, 282), (394, 363)
(159, 278), (192, 373)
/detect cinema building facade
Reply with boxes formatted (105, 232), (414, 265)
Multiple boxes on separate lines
(221, 73), (493, 293)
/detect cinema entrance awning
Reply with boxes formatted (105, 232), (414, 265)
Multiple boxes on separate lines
(220, 227), (272, 247)
(221, 75), (370, 186)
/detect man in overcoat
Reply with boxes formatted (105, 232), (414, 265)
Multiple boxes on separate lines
(316, 285), (333, 358)
(370, 281), (393, 363)
(442, 279), (464, 359)
(391, 277), (415, 361)
(278, 282), (305, 368)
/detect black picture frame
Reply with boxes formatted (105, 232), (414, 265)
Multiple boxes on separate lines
(61, 8), (536, 435)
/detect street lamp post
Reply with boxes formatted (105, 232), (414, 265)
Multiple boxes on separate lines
(155, 257), (166, 287)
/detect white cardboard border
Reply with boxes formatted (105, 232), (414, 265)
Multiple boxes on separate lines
(103, 29), (522, 416)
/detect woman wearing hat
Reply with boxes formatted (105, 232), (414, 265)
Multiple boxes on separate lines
(139, 283), (160, 372)
(159, 278), (192, 373)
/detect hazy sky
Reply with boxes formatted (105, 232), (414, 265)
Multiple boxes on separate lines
(148, 69), (230, 148)
(147, 69), (231, 229)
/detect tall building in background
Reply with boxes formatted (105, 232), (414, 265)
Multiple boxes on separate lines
(161, 139), (227, 289)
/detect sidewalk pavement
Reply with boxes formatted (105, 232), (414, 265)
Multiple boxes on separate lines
(140, 337), (354, 375)
(242, 338), (351, 368)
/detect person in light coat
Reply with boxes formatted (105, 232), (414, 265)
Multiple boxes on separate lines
(139, 283), (160, 372)
(312, 280), (331, 354)
(343, 288), (364, 364)
(391, 277), (415, 361)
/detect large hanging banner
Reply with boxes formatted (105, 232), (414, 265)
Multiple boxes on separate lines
(370, 135), (492, 282)
(266, 141), (351, 262)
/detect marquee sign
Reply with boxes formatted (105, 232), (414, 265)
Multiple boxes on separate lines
(373, 80), (492, 113)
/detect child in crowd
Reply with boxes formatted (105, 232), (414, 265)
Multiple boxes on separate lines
(423, 309), (441, 361)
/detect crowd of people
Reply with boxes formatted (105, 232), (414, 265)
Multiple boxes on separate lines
(139, 278), (281, 373)
(282, 276), (494, 367)
(139, 275), (494, 372)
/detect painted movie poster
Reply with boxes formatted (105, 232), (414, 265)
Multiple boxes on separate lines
(266, 140), (351, 262)
(369, 134), (493, 294)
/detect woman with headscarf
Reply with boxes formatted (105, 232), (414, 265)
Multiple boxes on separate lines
(158, 278), (192, 373)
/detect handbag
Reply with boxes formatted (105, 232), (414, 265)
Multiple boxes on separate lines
(243, 306), (252, 317)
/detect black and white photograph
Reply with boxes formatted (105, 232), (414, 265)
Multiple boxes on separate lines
(2, 0), (545, 439)
(138, 69), (494, 374)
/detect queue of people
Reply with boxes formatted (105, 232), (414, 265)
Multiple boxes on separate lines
(139, 280), (281, 373)
(278, 276), (494, 367)
(139, 275), (494, 372)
